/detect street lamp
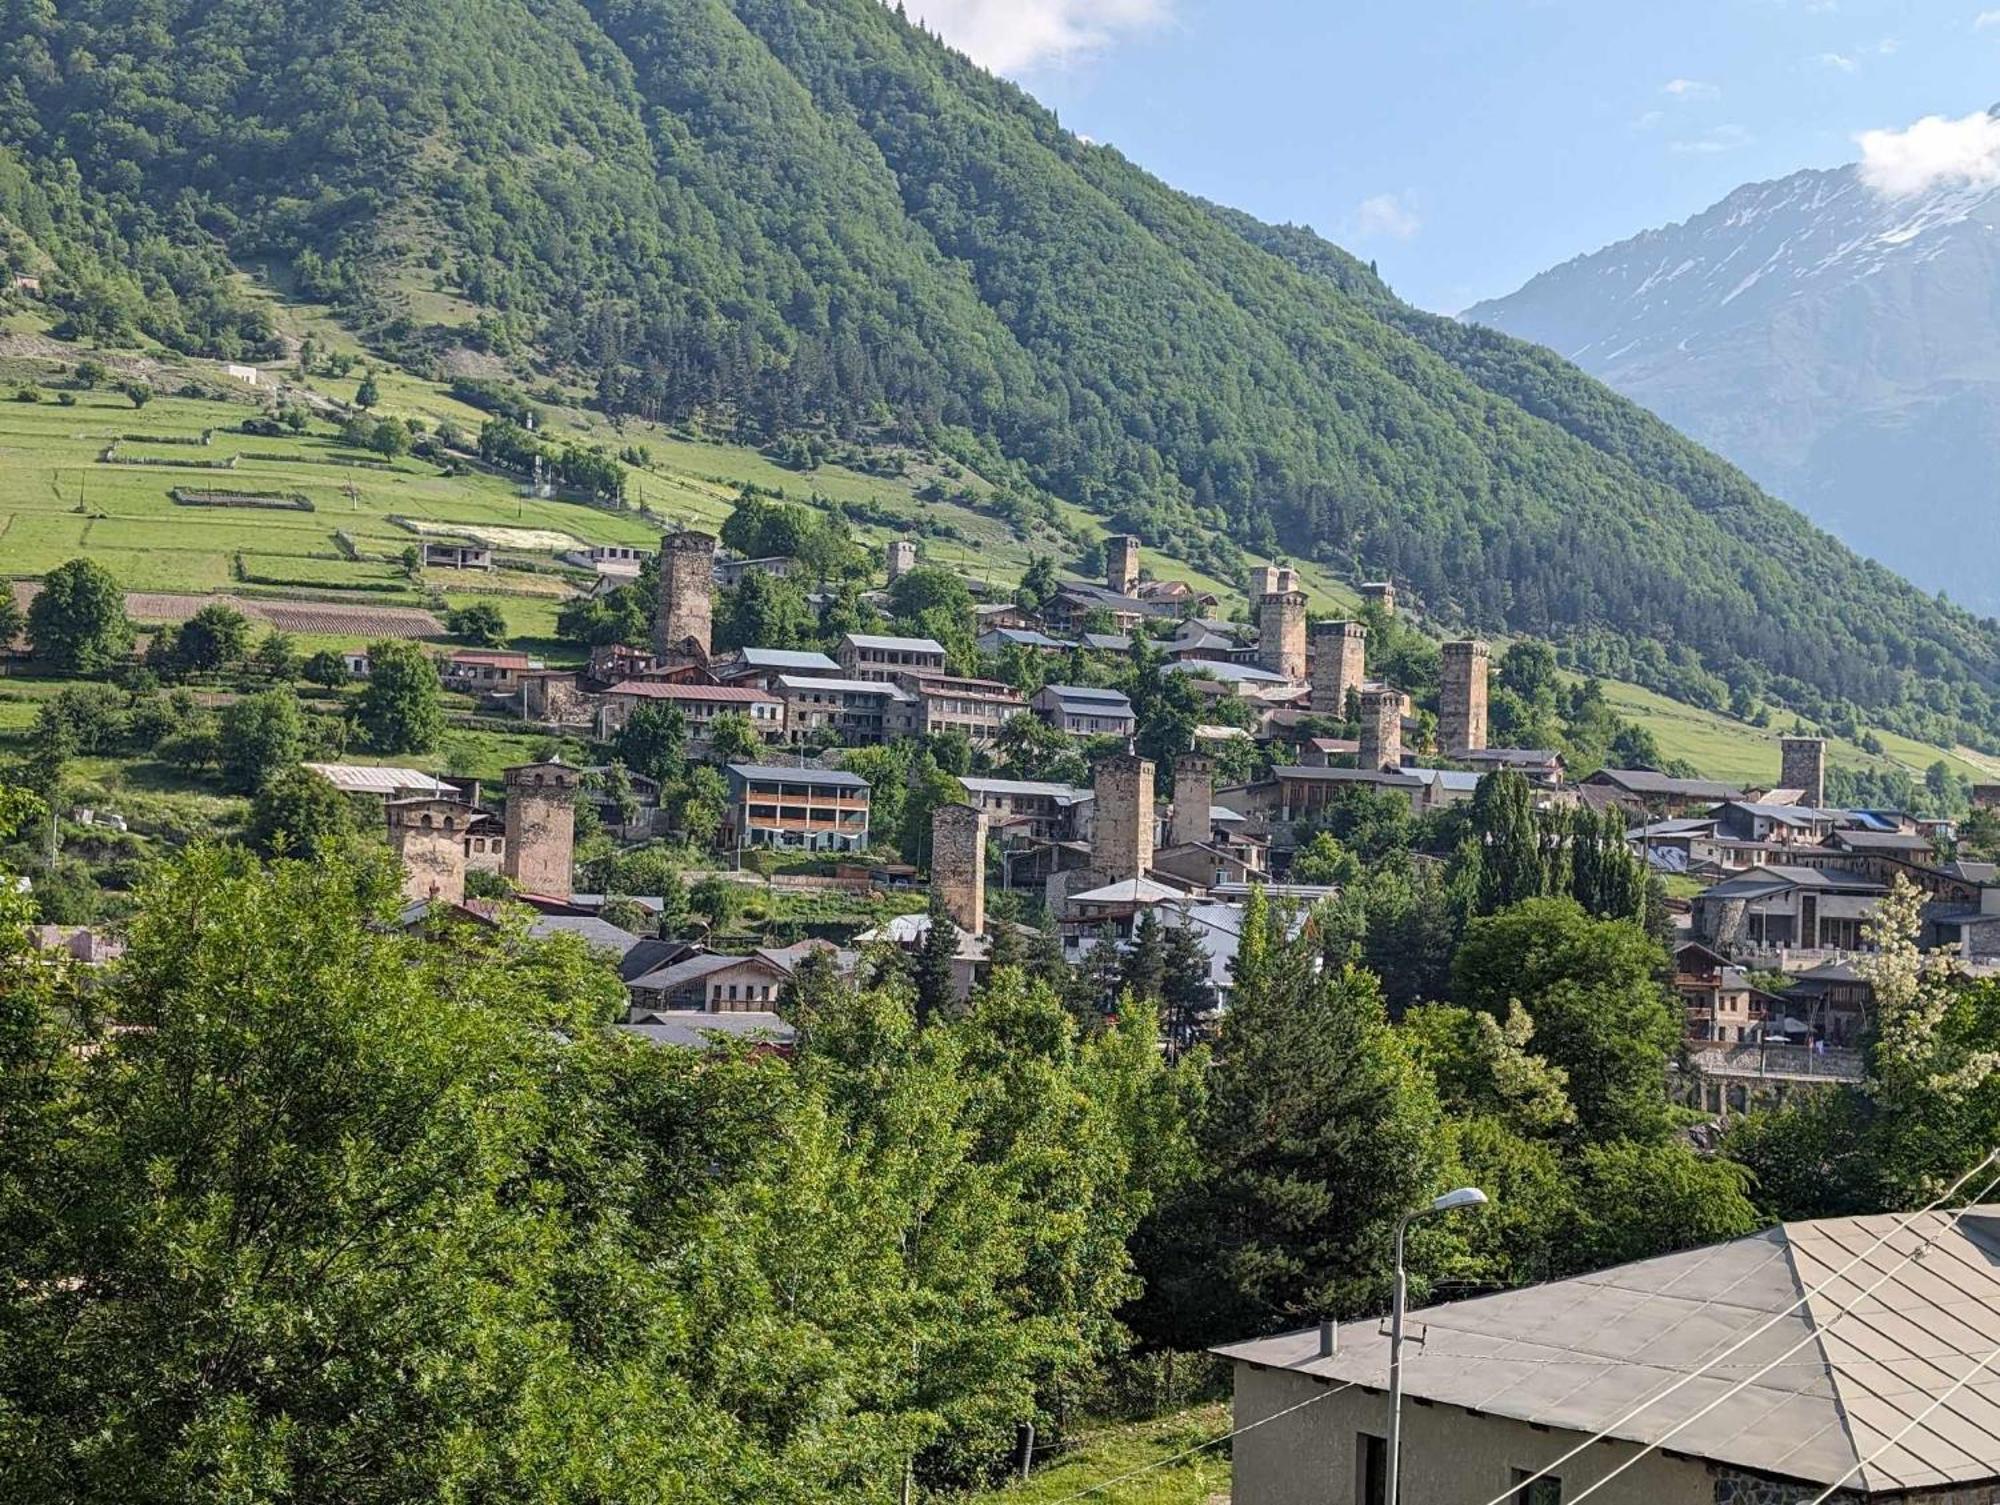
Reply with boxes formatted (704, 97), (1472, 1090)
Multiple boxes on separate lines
(1387, 1187), (1489, 1505)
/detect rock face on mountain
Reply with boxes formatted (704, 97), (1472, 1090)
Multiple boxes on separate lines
(1467, 161), (2000, 609)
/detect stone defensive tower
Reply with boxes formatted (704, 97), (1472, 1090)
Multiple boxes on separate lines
(1247, 563), (1298, 597)
(1310, 620), (1367, 715)
(930, 802), (988, 938)
(1359, 688), (1403, 773)
(1169, 753), (1214, 849)
(1258, 590), (1308, 680)
(1106, 534), (1141, 595)
(652, 531), (715, 665)
(387, 798), (469, 906)
(1093, 753), (1155, 881)
(1780, 736), (1827, 809)
(502, 761), (579, 900)
(1441, 639), (1491, 755)
(885, 538), (918, 582)
(1360, 580), (1397, 617)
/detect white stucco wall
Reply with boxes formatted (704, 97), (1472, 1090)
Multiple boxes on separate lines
(1232, 1363), (1717, 1505)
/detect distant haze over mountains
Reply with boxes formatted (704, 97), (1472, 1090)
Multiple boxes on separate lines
(1466, 142), (2000, 612)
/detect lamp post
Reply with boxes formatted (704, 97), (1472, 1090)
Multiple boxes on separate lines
(1387, 1187), (1488, 1505)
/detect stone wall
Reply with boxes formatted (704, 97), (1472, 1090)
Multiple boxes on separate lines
(1258, 591), (1307, 680)
(930, 802), (988, 937)
(1359, 688), (1402, 772)
(1780, 737), (1826, 808)
(389, 799), (469, 905)
(1107, 534), (1141, 595)
(1169, 754), (1214, 848)
(1442, 639), (1491, 754)
(1093, 753), (1155, 881)
(1310, 620), (1366, 715)
(503, 762), (579, 899)
(653, 531), (715, 664)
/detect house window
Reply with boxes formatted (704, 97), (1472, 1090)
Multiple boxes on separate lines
(1356, 1433), (1386, 1505)
(1511, 1470), (1562, 1505)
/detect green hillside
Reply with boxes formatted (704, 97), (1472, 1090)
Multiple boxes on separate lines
(3, 0), (1998, 751)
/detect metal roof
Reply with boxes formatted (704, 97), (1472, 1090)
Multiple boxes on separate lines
(619, 1012), (796, 1048)
(1164, 660), (1291, 684)
(843, 633), (946, 654)
(1041, 683), (1133, 704)
(726, 763), (871, 789)
(1216, 1207), (2000, 1492)
(772, 675), (914, 699)
(1592, 769), (1747, 799)
(302, 762), (455, 796)
(603, 680), (779, 703)
(734, 647), (840, 670)
(958, 776), (1092, 802)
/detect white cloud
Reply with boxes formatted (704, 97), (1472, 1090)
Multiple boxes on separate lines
(1815, 50), (1858, 72)
(1873, 36), (1900, 54)
(1662, 78), (1720, 100)
(1355, 193), (1421, 240)
(1977, 9), (2000, 28)
(1672, 124), (1752, 154)
(1856, 108), (2000, 196)
(1633, 109), (1666, 131)
(906, 0), (1170, 73)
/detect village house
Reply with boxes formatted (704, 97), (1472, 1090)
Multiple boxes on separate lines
(709, 646), (842, 690)
(773, 675), (915, 744)
(975, 625), (1077, 655)
(899, 672), (1027, 745)
(1217, 1208), (2000, 1505)
(595, 679), (785, 742)
(1671, 939), (1780, 1043)
(712, 554), (797, 587)
(1584, 768), (1749, 815)
(956, 775), (1094, 844)
(836, 632), (947, 681)
(441, 648), (538, 696)
(1691, 863), (1888, 954)
(561, 543), (647, 579)
(422, 542), (493, 571)
(722, 763), (871, 853)
(1031, 684), (1137, 737)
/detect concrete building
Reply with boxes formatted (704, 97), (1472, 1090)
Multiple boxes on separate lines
(1441, 639), (1490, 754)
(1359, 579), (1396, 616)
(885, 538), (919, 581)
(900, 673), (1027, 746)
(723, 764), (871, 853)
(502, 761), (578, 900)
(1032, 684), (1138, 738)
(1310, 620), (1366, 716)
(837, 632), (948, 682)
(930, 802), (988, 937)
(387, 798), (471, 905)
(1170, 754), (1214, 849)
(1257, 590), (1308, 681)
(774, 676), (915, 744)
(596, 680), (784, 742)
(1781, 735), (1828, 809)
(1106, 534), (1141, 595)
(955, 776), (1093, 843)
(652, 532), (715, 666)
(1219, 1207), (2000, 1505)
(1358, 687), (1403, 772)
(1093, 754), (1155, 882)
(422, 541), (492, 571)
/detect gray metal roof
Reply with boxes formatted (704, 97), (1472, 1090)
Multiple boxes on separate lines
(1216, 1207), (2000, 1492)
(619, 1012), (796, 1048)
(1592, 769), (1747, 799)
(843, 633), (945, 654)
(727, 763), (872, 789)
(735, 647), (840, 670)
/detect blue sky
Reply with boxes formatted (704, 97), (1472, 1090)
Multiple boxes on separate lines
(911, 0), (2000, 311)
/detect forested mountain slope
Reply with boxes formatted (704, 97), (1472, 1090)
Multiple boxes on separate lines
(4, 0), (1999, 747)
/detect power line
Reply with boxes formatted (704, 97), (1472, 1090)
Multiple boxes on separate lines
(1475, 1147), (2000, 1505)
(1800, 1332), (2000, 1505)
(1033, 1379), (1357, 1505)
(1547, 1157), (2000, 1505)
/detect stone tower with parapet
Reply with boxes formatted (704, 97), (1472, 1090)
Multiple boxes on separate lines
(652, 531), (715, 666)
(502, 760), (579, 900)
(1311, 619), (1366, 715)
(930, 802), (988, 937)
(1441, 639), (1491, 755)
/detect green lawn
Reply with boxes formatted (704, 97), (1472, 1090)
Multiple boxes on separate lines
(972, 1406), (1232, 1504)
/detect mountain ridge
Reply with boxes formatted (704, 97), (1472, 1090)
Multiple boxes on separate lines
(5, 0), (2000, 748)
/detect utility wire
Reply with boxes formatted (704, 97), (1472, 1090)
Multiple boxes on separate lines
(1033, 1379), (1357, 1504)
(1800, 1332), (2000, 1505)
(1543, 1158), (2000, 1505)
(1474, 1147), (2000, 1505)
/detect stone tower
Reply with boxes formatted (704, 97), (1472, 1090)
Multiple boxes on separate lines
(1257, 590), (1307, 680)
(930, 802), (988, 938)
(1106, 534), (1141, 595)
(1441, 639), (1491, 755)
(1169, 753), (1213, 848)
(387, 798), (469, 906)
(1310, 620), (1367, 715)
(1780, 736), (1827, 809)
(1093, 753), (1155, 881)
(502, 761), (579, 900)
(1360, 580), (1397, 617)
(652, 531), (715, 665)
(885, 538), (918, 582)
(1247, 563), (1298, 597)
(1359, 688), (1403, 773)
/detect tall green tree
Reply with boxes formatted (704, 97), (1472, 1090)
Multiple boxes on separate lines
(216, 687), (306, 793)
(355, 639), (444, 754)
(25, 558), (133, 675)
(1468, 770), (1546, 914)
